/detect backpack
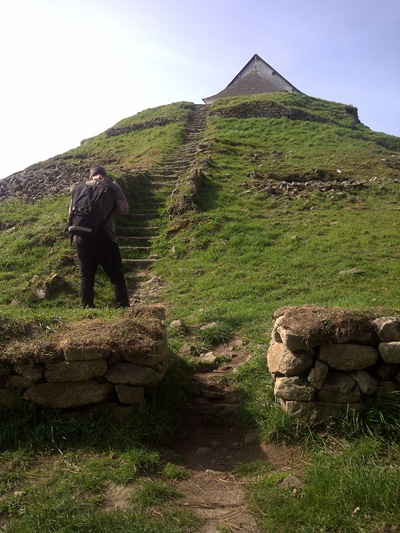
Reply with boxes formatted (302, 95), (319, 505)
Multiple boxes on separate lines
(68, 182), (114, 241)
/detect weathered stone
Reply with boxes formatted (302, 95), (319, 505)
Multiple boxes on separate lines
(267, 340), (313, 377)
(275, 326), (308, 351)
(372, 317), (400, 342)
(45, 360), (108, 382)
(0, 388), (23, 406)
(115, 385), (144, 404)
(122, 340), (170, 365)
(169, 320), (183, 329)
(282, 399), (363, 420)
(43, 274), (68, 298)
(280, 475), (303, 492)
(318, 344), (378, 371)
(349, 370), (377, 395)
(336, 328), (377, 346)
(317, 372), (361, 403)
(178, 344), (195, 356)
(7, 375), (32, 389)
(271, 315), (285, 342)
(378, 342), (400, 364)
(274, 376), (315, 402)
(23, 380), (113, 408)
(59, 341), (112, 361)
(15, 364), (44, 380)
(308, 361), (329, 390)
(105, 362), (161, 386)
(194, 351), (218, 373)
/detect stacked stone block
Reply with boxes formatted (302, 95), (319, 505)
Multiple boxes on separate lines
(0, 310), (170, 412)
(267, 308), (400, 420)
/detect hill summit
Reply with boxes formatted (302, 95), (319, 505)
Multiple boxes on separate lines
(0, 93), (398, 204)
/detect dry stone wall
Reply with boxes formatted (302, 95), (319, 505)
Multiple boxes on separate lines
(0, 307), (170, 415)
(209, 100), (360, 127)
(267, 307), (400, 420)
(104, 117), (175, 138)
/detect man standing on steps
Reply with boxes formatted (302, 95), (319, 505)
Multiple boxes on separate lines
(69, 164), (130, 308)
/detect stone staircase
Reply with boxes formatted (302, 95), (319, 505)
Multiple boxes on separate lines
(118, 104), (208, 303)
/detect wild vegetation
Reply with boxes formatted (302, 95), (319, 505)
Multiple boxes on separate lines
(1, 93), (400, 531)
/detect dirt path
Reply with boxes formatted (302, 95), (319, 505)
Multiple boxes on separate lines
(161, 343), (261, 532)
(157, 339), (304, 532)
(127, 271), (305, 532)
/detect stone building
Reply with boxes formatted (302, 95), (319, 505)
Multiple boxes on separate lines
(203, 53), (302, 104)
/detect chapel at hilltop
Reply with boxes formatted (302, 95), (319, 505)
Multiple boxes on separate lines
(203, 54), (302, 104)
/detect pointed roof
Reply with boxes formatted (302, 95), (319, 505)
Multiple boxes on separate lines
(203, 54), (302, 104)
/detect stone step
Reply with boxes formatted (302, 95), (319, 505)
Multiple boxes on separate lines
(119, 236), (157, 242)
(158, 159), (190, 166)
(119, 225), (160, 234)
(132, 226), (160, 230)
(120, 246), (151, 251)
(150, 182), (176, 189)
(132, 203), (163, 209)
(148, 178), (177, 185)
(117, 105), (207, 277)
(126, 212), (161, 220)
(150, 173), (178, 179)
(123, 258), (159, 267)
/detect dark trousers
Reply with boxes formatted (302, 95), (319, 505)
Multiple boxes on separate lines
(75, 234), (129, 308)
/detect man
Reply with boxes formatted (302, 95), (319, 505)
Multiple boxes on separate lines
(70, 165), (130, 308)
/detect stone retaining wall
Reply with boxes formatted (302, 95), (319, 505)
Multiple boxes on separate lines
(267, 307), (400, 420)
(209, 100), (360, 127)
(0, 307), (170, 415)
(104, 117), (175, 138)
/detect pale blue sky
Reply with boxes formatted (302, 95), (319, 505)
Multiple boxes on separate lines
(0, 0), (399, 179)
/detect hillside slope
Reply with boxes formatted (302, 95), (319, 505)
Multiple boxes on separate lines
(0, 93), (399, 335)
(1, 92), (400, 533)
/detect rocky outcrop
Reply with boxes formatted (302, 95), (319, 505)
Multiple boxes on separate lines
(267, 307), (400, 420)
(0, 159), (83, 203)
(0, 306), (170, 411)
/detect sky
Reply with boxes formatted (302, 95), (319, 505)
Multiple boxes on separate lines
(0, 0), (399, 180)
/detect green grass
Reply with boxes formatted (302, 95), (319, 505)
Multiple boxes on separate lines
(245, 437), (400, 532)
(0, 453), (199, 532)
(154, 96), (400, 340)
(156, 178), (400, 341)
(0, 358), (198, 531)
(63, 101), (194, 170)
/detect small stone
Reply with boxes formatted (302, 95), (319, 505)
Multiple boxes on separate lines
(200, 322), (218, 331)
(169, 320), (183, 329)
(280, 475), (303, 491)
(201, 352), (217, 363)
